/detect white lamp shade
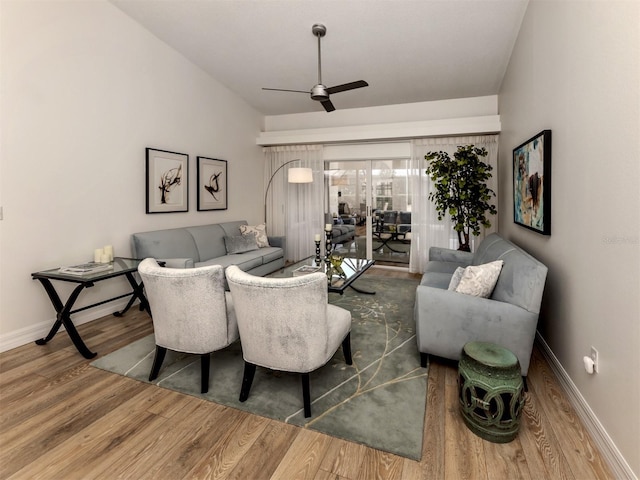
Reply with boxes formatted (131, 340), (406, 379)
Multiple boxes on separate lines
(288, 167), (313, 183)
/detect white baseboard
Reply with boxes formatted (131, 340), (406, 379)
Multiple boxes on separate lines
(536, 332), (637, 480)
(0, 299), (132, 354)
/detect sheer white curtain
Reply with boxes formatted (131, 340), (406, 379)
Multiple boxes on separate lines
(409, 135), (499, 273)
(263, 145), (324, 262)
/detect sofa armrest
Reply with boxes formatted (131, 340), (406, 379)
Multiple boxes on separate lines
(414, 285), (539, 375)
(428, 246), (474, 264)
(157, 258), (195, 268)
(268, 236), (286, 251)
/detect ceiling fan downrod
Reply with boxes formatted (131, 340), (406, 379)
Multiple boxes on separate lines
(311, 24), (328, 101)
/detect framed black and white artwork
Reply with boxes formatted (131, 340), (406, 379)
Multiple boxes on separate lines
(146, 148), (188, 214)
(197, 156), (228, 211)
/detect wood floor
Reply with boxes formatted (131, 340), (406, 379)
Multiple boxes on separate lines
(0, 267), (613, 480)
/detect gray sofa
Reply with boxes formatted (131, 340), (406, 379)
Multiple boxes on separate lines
(414, 233), (547, 375)
(131, 221), (285, 277)
(325, 213), (355, 246)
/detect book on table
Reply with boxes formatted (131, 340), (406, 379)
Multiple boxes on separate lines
(292, 265), (322, 276)
(58, 262), (113, 275)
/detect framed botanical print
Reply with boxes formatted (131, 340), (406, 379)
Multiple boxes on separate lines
(513, 130), (551, 235)
(197, 157), (228, 211)
(146, 148), (188, 214)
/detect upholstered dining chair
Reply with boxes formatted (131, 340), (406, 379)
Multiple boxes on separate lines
(137, 258), (238, 394)
(225, 265), (352, 418)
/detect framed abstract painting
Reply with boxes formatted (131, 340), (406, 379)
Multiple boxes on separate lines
(197, 157), (228, 211)
(146, 148), (188, 214)
(513, 130), (551, 235)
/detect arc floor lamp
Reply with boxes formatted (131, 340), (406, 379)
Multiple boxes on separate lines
(264, 159), (313, 223)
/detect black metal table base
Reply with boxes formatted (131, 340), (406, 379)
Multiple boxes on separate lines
(34, 272), (149, 359)
(373, 232), (410, 253)
(348, 283), (376, 295)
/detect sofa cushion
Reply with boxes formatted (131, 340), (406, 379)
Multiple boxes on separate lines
(419, 271), (453, 289)
(198, 253), (263, 271)
(260, 246), (285, 264)
(240, 223), (269, 248)
(455, 260), (504, 298)
(186, 224), (227, 261)
(219, 221), (248, 238)
(472, 235), (510, 265)
(492, 246), (548, 313)
(132, 228), (200, 263)
(426, 260), (466, 275)
(224, 234), (259, 254)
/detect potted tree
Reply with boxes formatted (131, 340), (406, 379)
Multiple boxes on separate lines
(425, 145), (497, 252)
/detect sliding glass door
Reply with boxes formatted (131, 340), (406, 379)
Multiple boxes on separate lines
(325, 158), (412, 266)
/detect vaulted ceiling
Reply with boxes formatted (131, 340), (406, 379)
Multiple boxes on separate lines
(111, 0), (528, 116)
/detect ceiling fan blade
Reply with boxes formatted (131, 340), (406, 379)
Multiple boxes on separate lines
(262, 87), (309, 94)
(321, 99), (336, 112)
(326, 80), (369, 95)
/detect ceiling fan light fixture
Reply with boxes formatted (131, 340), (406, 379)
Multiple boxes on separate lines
(310, 85), (329, 101)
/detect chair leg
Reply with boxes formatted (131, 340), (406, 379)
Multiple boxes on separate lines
(342, 332), (353, 365)
(201, 353), (211, 394)
(301, 373), (311, 418)
(239, 362), (256, 402)
(149, 346), (167, 381)
(420, 352), (428, 368)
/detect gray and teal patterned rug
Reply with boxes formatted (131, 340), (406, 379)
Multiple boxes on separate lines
(91, 274), (427, 460)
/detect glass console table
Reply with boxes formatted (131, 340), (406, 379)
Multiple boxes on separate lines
(31, 257), (150, 359)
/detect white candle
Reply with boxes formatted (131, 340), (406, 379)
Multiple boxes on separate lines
(314, 234), (321, 242)
(325, 223), (332, 232)
(94, 248), (104, 263)
(103, 245), (113, 261)
(100, 253), (110, 263)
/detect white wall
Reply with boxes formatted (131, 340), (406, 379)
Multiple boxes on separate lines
(0, 1), (264, 349)
(498, 1), (639, 476)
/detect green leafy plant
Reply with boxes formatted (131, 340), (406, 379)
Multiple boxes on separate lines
(425, 145), (497, 252)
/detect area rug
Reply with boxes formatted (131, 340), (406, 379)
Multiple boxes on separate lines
(91, 275), (427, 460)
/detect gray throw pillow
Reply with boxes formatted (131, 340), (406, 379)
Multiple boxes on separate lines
(224, 233), (259, 254)
(448, 267), (465, 291)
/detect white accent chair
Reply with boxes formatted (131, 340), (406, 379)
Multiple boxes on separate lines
(138, 258), (239, 393)
(225, 265), (352, 417)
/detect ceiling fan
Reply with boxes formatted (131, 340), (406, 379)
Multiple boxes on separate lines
(262, 23), (369, 112)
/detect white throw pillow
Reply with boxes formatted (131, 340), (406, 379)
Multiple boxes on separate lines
(448, 267), (465, 291)
(455, 260), (504, 298)
(240, 223), (269, 248)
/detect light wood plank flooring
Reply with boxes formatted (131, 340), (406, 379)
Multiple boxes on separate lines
(0, 267), (613, 479)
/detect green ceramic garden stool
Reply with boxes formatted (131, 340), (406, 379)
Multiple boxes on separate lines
(458, 341), (525, 443)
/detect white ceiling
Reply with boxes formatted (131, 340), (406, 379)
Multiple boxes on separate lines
(111, 0), (528, 116)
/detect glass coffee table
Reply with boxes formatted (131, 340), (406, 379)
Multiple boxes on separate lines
(31, 257), (151, 359)
(272, 256), (376, 295)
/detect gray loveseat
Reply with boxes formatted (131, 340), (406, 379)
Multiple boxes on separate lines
(414, 233), (547, 375)
(131, 221), (285, 277)
(325, 213), (355, 246)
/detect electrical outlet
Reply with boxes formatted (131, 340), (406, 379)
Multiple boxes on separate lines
(590, 346), (599, 373)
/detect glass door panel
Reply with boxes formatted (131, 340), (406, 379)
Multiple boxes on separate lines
(325, 158), (411, 266)
(369, 159), (411, 265)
